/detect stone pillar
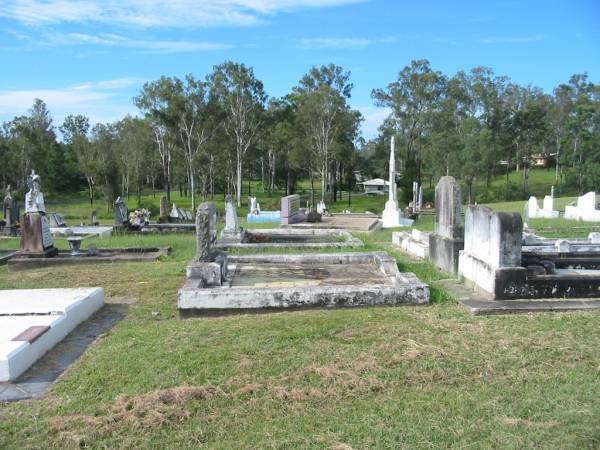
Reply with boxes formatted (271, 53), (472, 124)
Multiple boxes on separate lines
(220, 195), (245, 243)
(188, 202), (227, 287)
(429, 176), (464, 274)
(159, 196), (170, 223)
(195, 203), (212, 262)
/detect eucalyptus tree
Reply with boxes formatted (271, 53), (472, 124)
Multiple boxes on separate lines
(90, 123), (120, 210)
(208, 61), (266, 206)
(135, 77), (177, 202)
(372, 60), (446, 188)
(60, 114), (96, 204)
(116, 116), (155, 205)
(293, 64), (358, 203)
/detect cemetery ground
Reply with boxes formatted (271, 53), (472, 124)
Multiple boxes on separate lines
(1, 201), (600, 448)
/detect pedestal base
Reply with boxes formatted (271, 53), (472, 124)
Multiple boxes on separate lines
(382, 201), (401, 228)
(429, 234), (463, 274)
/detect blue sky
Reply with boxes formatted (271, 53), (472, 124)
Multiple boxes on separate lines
(0, 0), (598, 139)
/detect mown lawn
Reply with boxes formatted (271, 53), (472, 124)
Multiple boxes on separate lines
(1, 218), (600, 448)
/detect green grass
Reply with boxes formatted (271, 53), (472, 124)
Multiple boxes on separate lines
(1, 223), (600, 449)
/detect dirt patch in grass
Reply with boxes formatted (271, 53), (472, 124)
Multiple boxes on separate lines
(49, 385), (222, 441)
(500, 417), (559, 428)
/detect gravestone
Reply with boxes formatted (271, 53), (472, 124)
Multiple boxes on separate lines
(565, 192), (600, 221)
(187, 202), (227, 287)
(3, 186), (18, 236)
(429, 176), (464, 274)
(49, 213), (66, 228)
(281, 194), (304, 224)
(19, 171), (58, 257)
(114, 197), (129, 226)
(90, 210), (98, 226)
(159, 196), (170, 223)
(220, 195), (245, 243)
(458, 205), (524, 296)
(170, 204), (180, 220)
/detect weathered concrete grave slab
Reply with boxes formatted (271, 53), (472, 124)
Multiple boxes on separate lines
(179, 202), (427, 314)
(8, 246), (170, 271)
(179, 252), (429, 314)
(218, 228), (363, 249)
(0, 288), (104, 382)
(283, 213), (382, 232)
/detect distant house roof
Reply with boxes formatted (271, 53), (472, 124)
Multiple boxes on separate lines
(359, 178), (389, 186)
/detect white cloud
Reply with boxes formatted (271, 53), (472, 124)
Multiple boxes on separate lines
(64, 32), (232, 53)
(0, 0), (367, 28)
(298, 37), (372, 50)
(0, 78), (142, 127)
(480, 35), (545, 44)
(357, 105), (390, 140)
(298, 35), (396, 50)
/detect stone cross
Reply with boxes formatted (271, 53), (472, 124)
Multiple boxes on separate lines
(196, 202), (217, 262)
(434, 176), (463, 239)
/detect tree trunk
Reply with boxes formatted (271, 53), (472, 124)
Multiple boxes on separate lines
(236, 151), (243, 207)
(190, 169), (196, 212)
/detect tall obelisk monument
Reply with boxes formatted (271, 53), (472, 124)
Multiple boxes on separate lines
(382, 136), (401, 228)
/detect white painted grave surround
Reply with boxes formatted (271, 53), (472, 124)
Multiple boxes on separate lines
(564, 192), (600, 221)
(0, 288), (104, 381)
(382, 136), (401, 228)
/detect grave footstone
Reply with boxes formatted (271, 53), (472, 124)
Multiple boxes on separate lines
(429, 176), (464, 273)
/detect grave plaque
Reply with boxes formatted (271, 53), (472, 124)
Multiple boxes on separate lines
(41, 215), (53, 248)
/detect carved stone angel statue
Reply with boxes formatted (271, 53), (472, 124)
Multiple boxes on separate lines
(25, 170), (45, 214)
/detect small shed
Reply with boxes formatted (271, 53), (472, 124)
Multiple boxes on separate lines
(358, 178), (389, 195)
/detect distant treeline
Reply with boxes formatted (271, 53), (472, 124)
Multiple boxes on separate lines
(1, 59), (598, 208)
